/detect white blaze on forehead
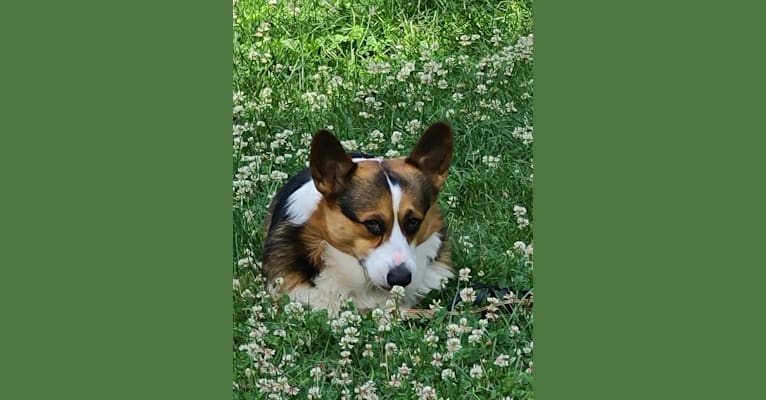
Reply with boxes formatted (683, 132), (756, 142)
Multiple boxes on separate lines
(388, 177), (402, 216)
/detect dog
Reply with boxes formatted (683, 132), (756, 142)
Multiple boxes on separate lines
(261, 121), (454, 314)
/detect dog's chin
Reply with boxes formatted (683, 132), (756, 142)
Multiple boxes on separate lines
(372, 282), (392, 292)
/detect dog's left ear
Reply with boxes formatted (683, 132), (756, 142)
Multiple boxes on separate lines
(406, 121), (454, 190)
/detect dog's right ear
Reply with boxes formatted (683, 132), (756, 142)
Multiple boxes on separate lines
(310, 130), (356, 198)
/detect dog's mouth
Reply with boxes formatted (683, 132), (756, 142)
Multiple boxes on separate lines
(377, 284), (392, 291)
(357, 257), (392, 291)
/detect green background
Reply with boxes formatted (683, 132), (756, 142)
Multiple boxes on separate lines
(1, 1), (765, 399)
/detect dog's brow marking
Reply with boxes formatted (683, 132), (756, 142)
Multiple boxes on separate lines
(382, 168), (401, 219)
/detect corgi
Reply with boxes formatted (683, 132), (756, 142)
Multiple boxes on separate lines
(261, 121), (454, 314)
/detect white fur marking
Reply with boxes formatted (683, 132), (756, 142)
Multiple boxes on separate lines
(361, 179), (418, 288)
(285, 180), (322, 225)
(351, 157), (383, 163)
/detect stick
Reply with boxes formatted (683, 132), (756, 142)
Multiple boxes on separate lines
(402, 296), (534, 319)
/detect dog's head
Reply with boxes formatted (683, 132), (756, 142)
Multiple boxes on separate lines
(309, 122), (453, 290)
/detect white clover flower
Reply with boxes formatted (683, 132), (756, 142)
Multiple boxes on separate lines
(439, 276), (450, 289)
(363, 344), (374, 357)
(270, 170), (288, 181)
(459, 35), (472, 46)
(308, 386), (321, 399)
(459, 287), (477, 303)
(446, 323), (461, 338)
(339, 350), (352, 366)
(513, 205), (527, 216)
(396, 61), (416, 81)
(517, 217), (530, 229)
(417, 385), (437, 400)
(510, 325), (520, 336)
(390, 285), (406, 301)
(513, 241), (527, 253)
(446, 195), (457, 208)
(441, 368), (455, 381)
(418, 71), (433, 85)
(370, 129), (385, 141)
(367, 61), (391, 74)
(354, 380), (378, 400)
(286, 386), (299, 396)
(384, 342), (398, 355)
(387, 374), (402, 388)
(237, 256), (253, 268)
(459, 235), (474, 249)
(233, 91), (244, 104)
(468, 328), (484, 344)
(431, 352), (443, 367)
(398, 363), (411, 376)
(512, 125), (534, 145)
(384, 150), (400, 158)
(340, 140), (358, 151)
(423, 329), (439, 347)
(340, 327), (360, 350)
(495, 354), (511, 367)
(458, 267), (471, 282)
(446, 337), (462, 353)
(469, 364), (484, 379)
(514, 34), (534, 61)
(405, 119), (422, 135)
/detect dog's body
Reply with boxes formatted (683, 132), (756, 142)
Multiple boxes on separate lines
(262, 122), (454, 314)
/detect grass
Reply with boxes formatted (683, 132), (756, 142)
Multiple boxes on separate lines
(232, 0), (534, 398)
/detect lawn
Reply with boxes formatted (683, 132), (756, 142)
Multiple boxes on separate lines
(232, 0), (534, 398)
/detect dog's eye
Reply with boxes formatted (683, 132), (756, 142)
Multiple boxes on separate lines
(363, 219), (384, 235)
(404, 218), (422, 234)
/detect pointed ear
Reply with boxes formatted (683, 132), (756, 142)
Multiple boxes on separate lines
(405, 121), (454, 189)
(309, 130), (357, 197)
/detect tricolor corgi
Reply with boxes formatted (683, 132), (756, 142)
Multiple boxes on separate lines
(262, 121), (454, 314)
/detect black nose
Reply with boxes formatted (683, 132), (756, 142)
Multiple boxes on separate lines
(387, 264), (412, 287)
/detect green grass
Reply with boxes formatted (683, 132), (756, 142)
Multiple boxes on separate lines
(233, 0), (533, 398)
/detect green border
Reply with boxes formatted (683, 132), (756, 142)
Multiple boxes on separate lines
(535, 1), (766, 398)
(4, 1), (766, 398)
(1, 1), (232, 398)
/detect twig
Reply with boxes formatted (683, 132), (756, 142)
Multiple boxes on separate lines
(402, 296), (534, 319)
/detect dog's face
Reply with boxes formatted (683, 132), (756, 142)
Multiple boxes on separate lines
(309, 122), (453, 290)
